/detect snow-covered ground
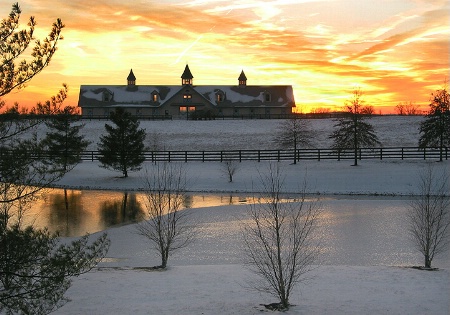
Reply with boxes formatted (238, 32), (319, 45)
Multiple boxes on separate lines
(35, 115), (424, 150)
(36, 117), (449, 314)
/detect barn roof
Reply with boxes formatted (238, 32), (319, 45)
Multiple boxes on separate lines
(78, 84), (295, 108)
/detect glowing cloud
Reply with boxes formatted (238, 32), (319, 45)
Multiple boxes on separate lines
(0, 0), (448, 114)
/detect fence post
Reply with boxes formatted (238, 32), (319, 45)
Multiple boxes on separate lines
(338, 149), (340, 161)
(258, 150), (260, 162)
(401, 148), (404, 160)
(220, 151), (223, 162)
(423, 147), (426, 160)
(277, 150), (280, 162)
(202, 151), (205, 162)
(318, 149), (321, 161)
(168, 151), (171, 162)
(380, 148), (383, 160)
(239, 150), (242, 162)
(185, 151), (188, 163)
(91, 151), (94, 162)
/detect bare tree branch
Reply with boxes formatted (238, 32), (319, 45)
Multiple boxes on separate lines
(407, 165), (450, 268)
(137, 163), (196, 269)
(242, 163), (321, 310)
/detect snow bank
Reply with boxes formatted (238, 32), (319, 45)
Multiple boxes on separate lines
(37, 117), (449, 314)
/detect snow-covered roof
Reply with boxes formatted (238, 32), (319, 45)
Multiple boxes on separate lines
(78, 84), (295, 108)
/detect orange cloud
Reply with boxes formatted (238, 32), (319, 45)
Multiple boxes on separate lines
(1, 0), (448, 114)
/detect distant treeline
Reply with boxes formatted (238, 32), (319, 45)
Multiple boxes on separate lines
(0, 111), (423, 121)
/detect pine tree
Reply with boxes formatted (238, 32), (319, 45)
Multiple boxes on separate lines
(43, 106), (90, 171)
(418, 87), (450, 162)
(0, 224), (110, 314)
(0, 4), (110, 314)
(98, 108), (146, 177)
(0, 3), (64, 99)
(329, 89), (380, 166)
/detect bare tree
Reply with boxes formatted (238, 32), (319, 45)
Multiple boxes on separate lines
(405, 102), (420, 115)
(396, 101), (420, 116)
(407, 165), (450, 269)
(395, 103), (406, 115)
(147, 131), (165, 164)
(137, 163), (196, 269)
(242, 163), (321, 311)
(221, 159), (240, 182)
(273, 117), (315, 164)
(310, 107), (331, 115)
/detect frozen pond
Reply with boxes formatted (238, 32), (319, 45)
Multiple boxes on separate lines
(25, 189), (450, 268)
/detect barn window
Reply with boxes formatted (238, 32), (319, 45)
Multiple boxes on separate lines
(183, 94), (192, 102)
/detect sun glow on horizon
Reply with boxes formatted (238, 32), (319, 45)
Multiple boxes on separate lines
(1, 0), (448, 115)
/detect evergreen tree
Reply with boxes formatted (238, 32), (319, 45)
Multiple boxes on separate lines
(0, 224), (110, 314)
(0, 3), (64, 99)
(418, 87), (450, 162)
(0, 4), (110, 314)
(43, 106), (90, 171)
(98, 108), (146, 177)
(329, 89), (380, 166)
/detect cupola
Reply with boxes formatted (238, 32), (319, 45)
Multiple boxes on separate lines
(238, 70), (247, 87)
(181, 64), (193, 85)
(127, 69), (136, 86)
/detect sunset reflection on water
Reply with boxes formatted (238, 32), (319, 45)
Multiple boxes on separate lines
(27, 189), (280, 237)
(22, 189), (450, 268)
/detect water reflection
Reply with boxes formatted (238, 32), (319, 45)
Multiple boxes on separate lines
(99, 192), (144, 226)
(29, 189), (267, 237)
(46, 189), (86, 236)
(24, 188), (449, 268)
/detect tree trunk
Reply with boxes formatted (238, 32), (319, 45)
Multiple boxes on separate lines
(293, 138), (297, 165)
(280, 296), (289, 310)
(161, 250), (168, 269)
(425, 254), (431, 268)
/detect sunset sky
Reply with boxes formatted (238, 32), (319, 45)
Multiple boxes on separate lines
(1, 0), (449, 113)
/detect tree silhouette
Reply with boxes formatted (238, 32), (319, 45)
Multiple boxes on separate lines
(407, 166), (450, 268)
(329, 88), (380, 166)
(98, 108), (146, 177)
(242, 164), (321, 311)
(0, 3), (64, 99)
(0, 225), (109, 314)
(137, 163), (196, 269)
(419, 86), (450, 162)
(0, 4), (109, 314)
(43, 105), (90, 171)
(273, 117), (315, 164)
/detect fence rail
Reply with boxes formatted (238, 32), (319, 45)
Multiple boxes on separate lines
(0, 147), (449, 162)
(16, 147), (446, 162)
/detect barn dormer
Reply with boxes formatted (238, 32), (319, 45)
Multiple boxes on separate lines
(238, 70), (247, 87)
(181, 64), (193, 85)
(127, 69), (136, 86)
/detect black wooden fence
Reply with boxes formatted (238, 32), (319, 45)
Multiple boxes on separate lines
(71, 147), (448, 162)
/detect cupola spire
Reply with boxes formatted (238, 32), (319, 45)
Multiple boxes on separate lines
(181, 64), (193, 85)
(127, 69), (136, 86)
(238, 70), (247, 87)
